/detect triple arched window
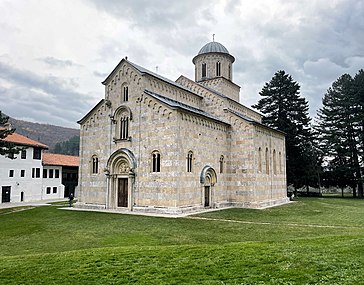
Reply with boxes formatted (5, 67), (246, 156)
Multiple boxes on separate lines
(114, 107), (132, 141)
(258, 147), (282, 175)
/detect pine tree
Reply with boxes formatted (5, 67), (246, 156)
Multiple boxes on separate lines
(0, 111), (23, 159)
(252, 70), (317, 191)
(316, 73), (363, 197)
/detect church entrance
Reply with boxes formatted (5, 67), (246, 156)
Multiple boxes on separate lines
(200, 166), (217, 208)
(117, 178), (128, 207)
(106, 148), (137, 210)
(204, 186), (210, 207)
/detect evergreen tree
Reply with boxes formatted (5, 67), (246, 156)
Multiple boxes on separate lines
(253, 70), (317, 191)
(53, 135), (80, 156)
(0, 111), (23, 159)
(316, 73), (363, 197)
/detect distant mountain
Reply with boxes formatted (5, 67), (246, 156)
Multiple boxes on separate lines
(9, 117), (79, 153)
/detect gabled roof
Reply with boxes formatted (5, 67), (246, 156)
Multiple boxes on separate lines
(77, 99), (105, 125)
(1, 131), (48, 149)
(227, 109), (285, 135)
(43, 153), (79, 167)
(144, 90), (229, 125)
(102, 59), (202, 98)
(178, 75), (262, 120)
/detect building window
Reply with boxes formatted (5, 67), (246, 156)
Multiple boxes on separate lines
(187, 151), (193, 172)
(46, 187), (51, 194)
(216, 61), (221, 76)
(273, 149), (277, 175)
(43, 169), (47, 178)
(114, 107), (132, 141)
(36, 168), (40, 178)
(21, 170), (25, 177)
(9, 170), (14, 177)
(55, 169), (59, 178)
(49, 169), (54, 178)
(265, 148), (269, 174)
(92, 156), (99, 174)
(33, 148), (41, 160)
(123, 86), (129, 102)
(228, 64), (231, 80)
(152, 151), (161, 172)
(258, 147), (262, 172)
(219, 155), (224, 173)
(279, 152), (282, 174)
(120, 116), (129, 139)
(53, 187), (57, 194)
(202, 63), (206, 78)
(21, 149), (27, 159)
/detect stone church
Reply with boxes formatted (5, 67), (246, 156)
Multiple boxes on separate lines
(77, 41), (289, 214)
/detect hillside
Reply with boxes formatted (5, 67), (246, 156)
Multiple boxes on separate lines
(9, 117), (79, 152)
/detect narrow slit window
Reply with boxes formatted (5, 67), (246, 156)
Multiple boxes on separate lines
(202, 63), (206, 78)
(92, 156), (99, 174)
(216, 61), (221, 76)
(187, 151), (193, 172)
(219, 155), (224, 173)
(265, 148), (269, 174)
(152, 152), (161, 172)
(123, 86), (129, 102)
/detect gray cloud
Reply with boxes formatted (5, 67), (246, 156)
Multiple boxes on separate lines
(38, 56), (80, 68)
(0, 61), (95, 127)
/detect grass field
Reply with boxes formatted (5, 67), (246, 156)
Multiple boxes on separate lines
(1, 198), (364, 284)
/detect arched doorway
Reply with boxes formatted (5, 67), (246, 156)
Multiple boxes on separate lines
(106, 149), (136, 210)
(200, 166), (217, 208)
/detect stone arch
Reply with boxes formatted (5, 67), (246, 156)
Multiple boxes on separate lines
(106, 148), (137, 210)
(200, 166), (217, 208)
(200, 166), (217, 185)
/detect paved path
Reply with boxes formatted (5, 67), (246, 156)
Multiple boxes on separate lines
(0, 198), (68, 209)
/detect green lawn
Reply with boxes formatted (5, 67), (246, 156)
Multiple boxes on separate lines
(1, 198), (364, 284)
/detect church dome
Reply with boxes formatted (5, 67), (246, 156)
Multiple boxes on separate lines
(193, 41), (235, 64)
(198, 41), (230, 55)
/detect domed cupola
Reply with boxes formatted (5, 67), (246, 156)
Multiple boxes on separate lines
(194, 41), (235, 62)
(193, 41), (235, 83)
(192, 40), (240, 102)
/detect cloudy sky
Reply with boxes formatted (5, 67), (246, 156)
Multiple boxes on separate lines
(0, 0), (363, 128)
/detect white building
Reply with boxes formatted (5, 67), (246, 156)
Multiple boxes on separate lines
(0, 132), (79, 204)
(1, 132), (48, 203)
(42, 153), (79, 199)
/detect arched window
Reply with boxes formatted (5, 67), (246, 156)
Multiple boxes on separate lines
(273, 149), (277, 175)
(120, 116), (129, 139)
(265, 148), (269, 174)
(114, 107), (132, 141)
(123, 86), (128, 102)
(92, 155), (98, 174)
(187, 151), (193, 172)
(219, 155), (224, 173)
(279, 152), (282, 174)
(152, 151), (161, 172)
(258, 147), (262, 172)
(202, 63), (206, 78)
(216, 61), (221, 76)
(228, 64), (231, 80)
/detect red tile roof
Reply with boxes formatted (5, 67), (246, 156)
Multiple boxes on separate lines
(1, 132), (48, 149)
(43, 153), (79, 167)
